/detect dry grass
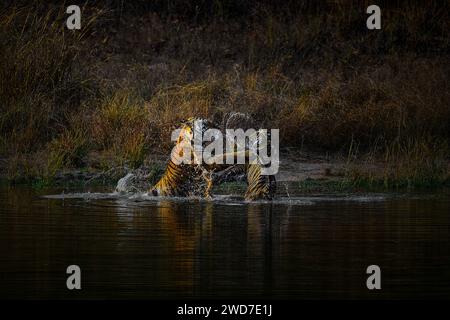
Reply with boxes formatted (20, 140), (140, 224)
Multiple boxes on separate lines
(0, 1), (449, 187)
(90, 90), (150, 167)
(279, 57), (450, 149)
(346, 137), (449, 189)
(0, 3), (102, 154)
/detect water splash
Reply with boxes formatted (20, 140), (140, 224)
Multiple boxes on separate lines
(43, 190), (387, 206)
(43, 172), (388, 205)
(115, 173), (138, 193)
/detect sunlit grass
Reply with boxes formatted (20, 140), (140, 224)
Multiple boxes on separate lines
(0, 1), (448, 187)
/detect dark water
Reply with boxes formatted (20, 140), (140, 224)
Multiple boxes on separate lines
(0, 184), (449, 299)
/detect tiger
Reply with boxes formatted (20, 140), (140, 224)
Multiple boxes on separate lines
(149, 114), (276, 201)
(244, 162), (277, 201)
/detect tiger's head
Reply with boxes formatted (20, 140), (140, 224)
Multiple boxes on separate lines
(149, 117), (212, 197)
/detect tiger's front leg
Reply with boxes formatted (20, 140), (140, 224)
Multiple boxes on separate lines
(244, 163), (277, 201)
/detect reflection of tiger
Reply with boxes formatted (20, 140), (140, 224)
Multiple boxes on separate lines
(149, 115), (276, 201)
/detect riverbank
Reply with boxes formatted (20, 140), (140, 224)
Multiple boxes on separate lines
(1, 1), (449, 190)
(2, 150), (449, 193)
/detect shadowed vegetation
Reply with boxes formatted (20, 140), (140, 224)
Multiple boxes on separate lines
(0, 0), (449, 188)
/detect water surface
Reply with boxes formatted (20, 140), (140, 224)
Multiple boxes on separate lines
(0, 185), (449, 299)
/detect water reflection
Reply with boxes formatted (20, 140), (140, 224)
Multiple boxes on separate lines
(0, 186), (449, 299)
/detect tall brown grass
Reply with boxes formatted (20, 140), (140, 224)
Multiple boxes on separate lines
(279, 57), (450, 149)
(0, 3), (101, 154)
(345, 136), (449, 189)
(0, 1), (449, 187)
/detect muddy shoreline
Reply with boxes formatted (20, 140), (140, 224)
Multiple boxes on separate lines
(2, 151), (448, 193)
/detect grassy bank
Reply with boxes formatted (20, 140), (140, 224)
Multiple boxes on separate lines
(0, 1), (449, 189)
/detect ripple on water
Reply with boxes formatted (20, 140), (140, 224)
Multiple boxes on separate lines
(42, 191), (391, 206)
